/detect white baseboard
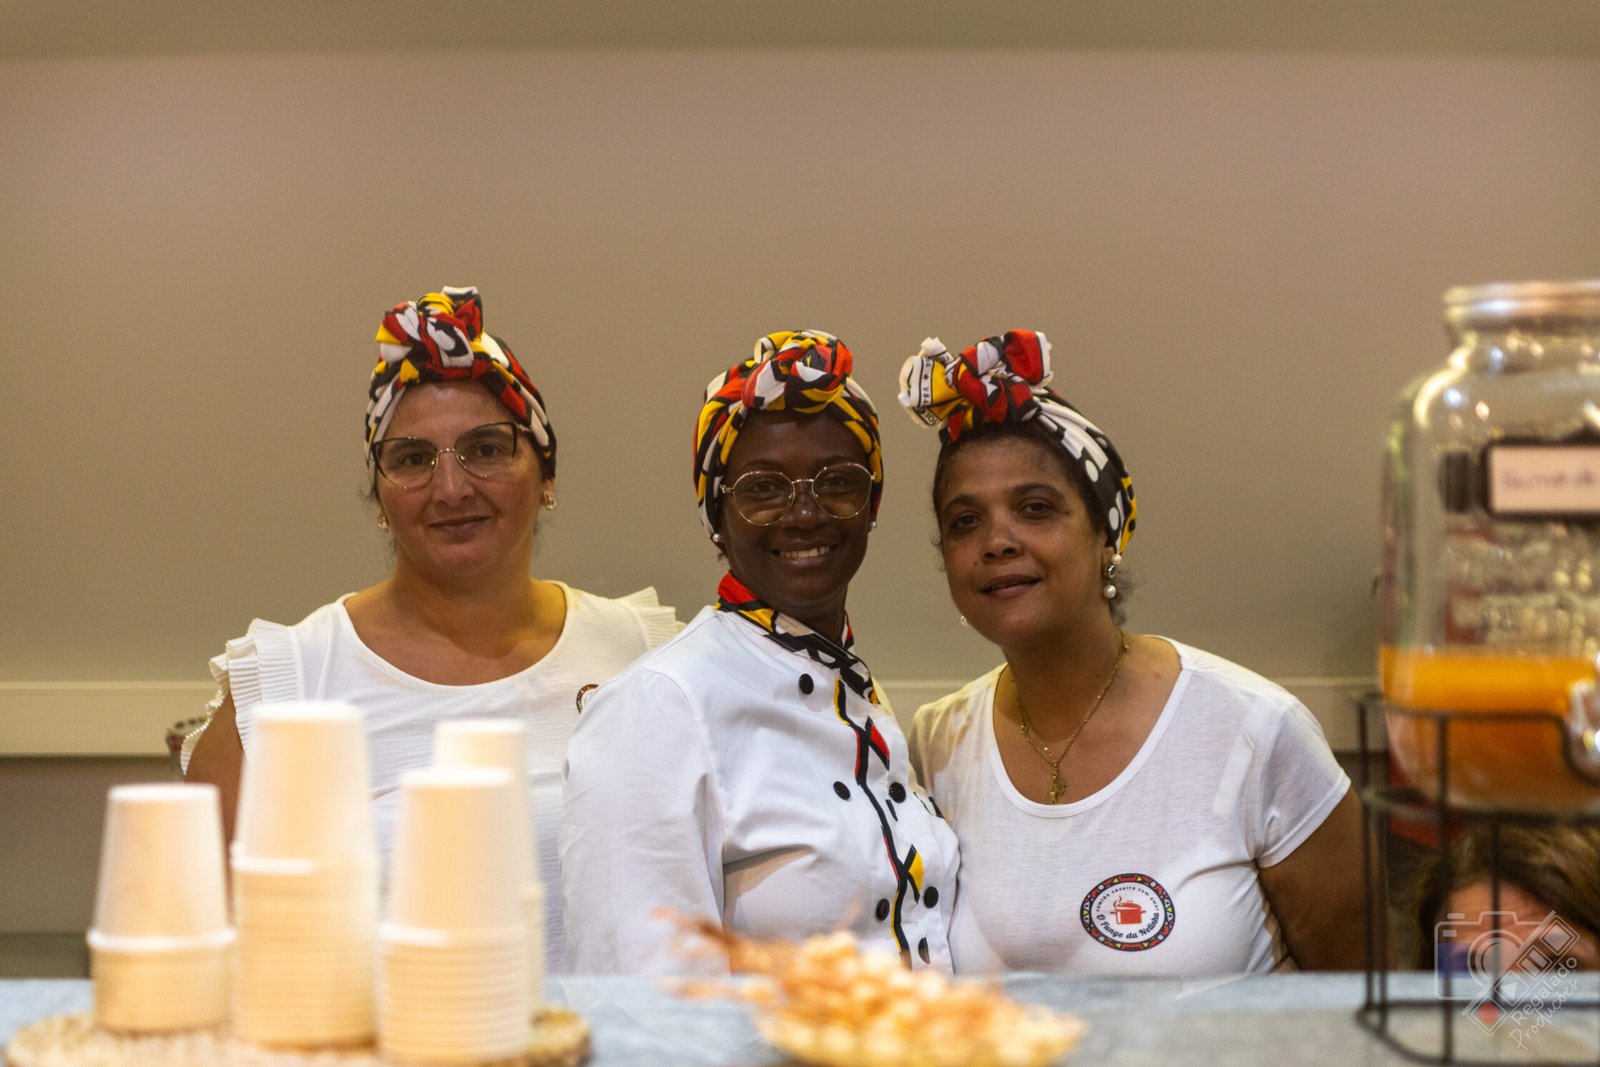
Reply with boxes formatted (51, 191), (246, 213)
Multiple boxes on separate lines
(0, 683), (215, 757)
(880, 676), (1378, 752)
(0, 676), (1380, 757)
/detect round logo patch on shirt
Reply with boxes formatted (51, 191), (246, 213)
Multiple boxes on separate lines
(1081, 873), (1175, 951)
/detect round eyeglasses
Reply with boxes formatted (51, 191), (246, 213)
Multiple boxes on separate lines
(722, 463), (875, 526)
(370, 421), (530, 489)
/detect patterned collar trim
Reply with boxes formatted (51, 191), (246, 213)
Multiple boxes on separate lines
(715, 572), (877, 704)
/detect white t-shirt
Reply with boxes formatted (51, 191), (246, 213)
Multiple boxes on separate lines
(560, 607), (962, 976)
(208, 582), (678, 973)
(907, 639), (1349, 978)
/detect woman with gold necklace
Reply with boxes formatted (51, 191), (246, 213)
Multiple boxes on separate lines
(899, 329), (1363, 976)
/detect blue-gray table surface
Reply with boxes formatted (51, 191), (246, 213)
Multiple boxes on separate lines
(3, 972), (1597, 1065)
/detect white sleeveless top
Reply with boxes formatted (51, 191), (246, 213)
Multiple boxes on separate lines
(207, 582), (678, 972)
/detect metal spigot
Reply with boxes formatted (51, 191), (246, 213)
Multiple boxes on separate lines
(1568, 651), (1600, 774)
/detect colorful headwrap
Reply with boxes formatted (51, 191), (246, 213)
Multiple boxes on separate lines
(366, 285), (556, 475)
(898, 330), (1136, 554)
(693, 330), (884, 539)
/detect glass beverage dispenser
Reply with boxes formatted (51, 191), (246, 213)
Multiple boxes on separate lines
(1380, 279), (1600, 811)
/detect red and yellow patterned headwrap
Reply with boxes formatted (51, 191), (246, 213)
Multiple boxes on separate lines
(693, 330), (883, 539)
(365, 286), (556, 475)
(899, 330), (1136, 555)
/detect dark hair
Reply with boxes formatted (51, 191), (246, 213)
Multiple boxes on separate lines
(930, 419), (1130, 622)
(1409, 823), (1600, 968)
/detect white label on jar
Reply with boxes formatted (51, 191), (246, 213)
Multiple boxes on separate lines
(1487, 444), (1600, 516)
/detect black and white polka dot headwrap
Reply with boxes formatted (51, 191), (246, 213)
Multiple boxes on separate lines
(899, 330), (1137, 554)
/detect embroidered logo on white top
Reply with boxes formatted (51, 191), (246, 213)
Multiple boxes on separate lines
(1081, 873), (1175, 951)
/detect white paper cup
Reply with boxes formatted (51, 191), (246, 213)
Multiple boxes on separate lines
(379, 767), (529, 1062)
(231, 860), (378, 918)
(89, 936), (232, 1033)
(386, 767), (522, 931)
(230, 704), (378, 1051)
(87, 783), (232, 1032)
(236, 1000), (375, 1049)
(379, 935), (529, 1063)
(233, 701), (373, 864)
(432, 720), (535, 877)
(232, 860), (377, 1047)
(432, 719), (544, 998)
(431, 718), (524, 763)
(234, 965), (375, 1048)
(91, 784), (229, 941)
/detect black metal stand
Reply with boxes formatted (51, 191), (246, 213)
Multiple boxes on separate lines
(1354, 694), (1600, 1065)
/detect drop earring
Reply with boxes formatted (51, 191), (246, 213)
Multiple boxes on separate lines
(377, 513), (389, 531)
(1102, 552), (1122, 600)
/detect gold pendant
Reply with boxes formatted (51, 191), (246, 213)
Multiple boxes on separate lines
(1049, 768), (1064, 804)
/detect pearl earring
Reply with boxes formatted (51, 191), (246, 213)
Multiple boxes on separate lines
(1102, 552), (1122, 600)
(540, 491), (557, 511)
(959, 615), (970, 628)
(712, 533), (724, 544)
(377, 513), (389, 531)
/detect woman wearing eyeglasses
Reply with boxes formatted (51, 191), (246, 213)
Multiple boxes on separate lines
(186, 286), (678, 971)
(560, 331), (959, 975)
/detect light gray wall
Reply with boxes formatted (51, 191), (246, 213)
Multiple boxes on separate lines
(0, 759), (167, 942)
(4, 49), (1598, 691)
(2, 40), (1599, 933)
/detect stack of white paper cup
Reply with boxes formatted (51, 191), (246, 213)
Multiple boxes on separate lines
(232, 701), (376, 1048)
(87, 783), (233, 1033)
(380, 767), (530, 1064)
(432, 719), (544, 1001)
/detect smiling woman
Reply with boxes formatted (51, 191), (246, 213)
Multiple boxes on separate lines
(899, 329), (1365, 978)
(560, 331), (960, 975)
(714, 413), (873, 636)
(184, 286), (679, 973)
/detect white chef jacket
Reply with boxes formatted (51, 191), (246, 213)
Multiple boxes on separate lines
(560, 606), (960, 975)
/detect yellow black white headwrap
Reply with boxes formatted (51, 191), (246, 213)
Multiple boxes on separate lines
(693, 330), (883, 539)
(366, 286), (556, 475)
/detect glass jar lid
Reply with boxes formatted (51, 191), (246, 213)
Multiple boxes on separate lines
(1444, 279), (1600, 331)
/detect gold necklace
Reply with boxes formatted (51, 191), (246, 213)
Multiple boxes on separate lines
(1012, 631), (1129, 804)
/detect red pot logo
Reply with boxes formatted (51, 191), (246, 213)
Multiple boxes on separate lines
(1110, 899), (1145, 925)
(1081, 874), (1175, 952)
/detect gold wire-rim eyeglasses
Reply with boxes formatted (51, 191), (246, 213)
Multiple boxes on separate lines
(369, 421), (533, 489)
(720, 462), (875, 526)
